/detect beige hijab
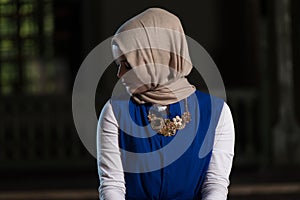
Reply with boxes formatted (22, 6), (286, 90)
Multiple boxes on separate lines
(112, 8), (195, 105)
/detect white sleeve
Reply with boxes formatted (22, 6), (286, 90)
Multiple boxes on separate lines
(97, 101), (125, 200)
(201, 102), (235, 200)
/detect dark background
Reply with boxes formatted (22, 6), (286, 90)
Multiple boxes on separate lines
(1, 0), (300, 199)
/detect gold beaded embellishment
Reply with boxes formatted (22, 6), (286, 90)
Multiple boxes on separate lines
(147, 99), (191, 137)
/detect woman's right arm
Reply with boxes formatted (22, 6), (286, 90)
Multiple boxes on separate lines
(201, 102), (235, 200)
(97, 101), (125, 200)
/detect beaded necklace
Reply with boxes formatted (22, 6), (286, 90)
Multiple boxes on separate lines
(147, 99), (191, 136)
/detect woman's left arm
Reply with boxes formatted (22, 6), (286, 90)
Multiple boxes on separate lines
(201, 102), (235, 200)
(97, 101), (126, 200)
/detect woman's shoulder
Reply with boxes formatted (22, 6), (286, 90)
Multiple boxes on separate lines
(194, 90), (225, 106)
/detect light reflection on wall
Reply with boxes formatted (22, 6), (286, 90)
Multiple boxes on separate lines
(0, 0), (66, 95)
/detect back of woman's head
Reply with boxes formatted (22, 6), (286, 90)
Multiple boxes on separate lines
(111, 8), (195, 105)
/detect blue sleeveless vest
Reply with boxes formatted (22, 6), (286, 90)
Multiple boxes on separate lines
(111, 90), (224, 200)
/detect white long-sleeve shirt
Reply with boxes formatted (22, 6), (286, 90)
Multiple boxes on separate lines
(97, 100), (235, 200)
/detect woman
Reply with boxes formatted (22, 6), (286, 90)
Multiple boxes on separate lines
(97, 7), (234, 200)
